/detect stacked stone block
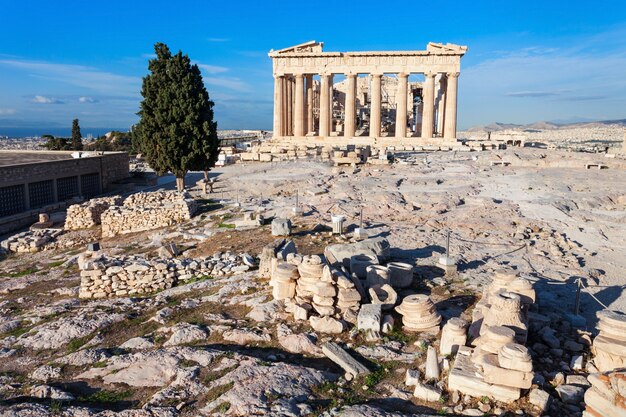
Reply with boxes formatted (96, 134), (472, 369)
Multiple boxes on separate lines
(100, 191), (197, 237)
(583, 369), (626, 417)
(65, 196), (123, 230)
(448, 270), (536, 402)
(592, 310), (626, 372)
(0, 229), (63, 253)
(78, 251), (252, 299)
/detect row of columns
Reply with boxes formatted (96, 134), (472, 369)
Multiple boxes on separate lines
(273, 71), (459, 139)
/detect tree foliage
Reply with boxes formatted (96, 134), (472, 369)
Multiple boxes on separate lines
(40, 134), (70, 150)
(71, 119), (83, 151)
(84, 131), (134, 152)
(135, 42), (219, 191)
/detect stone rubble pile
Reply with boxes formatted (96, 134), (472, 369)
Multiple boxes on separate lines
(265, 237), (420, 337)
(1, 229), (63, 253)
(591, 310), (626, 372)
(78, 250), (254, 299)
(270, 251), (360, 334)
(448, 269), (536, 402)
(583, 369), (626, 417)
(101, 191), (198, 237)
(64, 196), (123, 230)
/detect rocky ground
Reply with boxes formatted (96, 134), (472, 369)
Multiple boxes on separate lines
(1, 147), (625, 416)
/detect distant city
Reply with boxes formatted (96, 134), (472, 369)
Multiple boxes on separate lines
(0, 127), (128, 139)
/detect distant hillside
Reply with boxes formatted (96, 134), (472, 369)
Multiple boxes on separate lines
(465, 118), (626, 132)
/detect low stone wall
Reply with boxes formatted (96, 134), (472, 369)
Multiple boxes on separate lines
(0, 229), (63, 253)
(100, 191), (198, 238)
(78, 251), (254, 299)
(65, 196), (123, 230)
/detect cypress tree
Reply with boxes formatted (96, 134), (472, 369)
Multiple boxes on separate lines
(135, 42), (220, 191)
(71, 119), (83, 151)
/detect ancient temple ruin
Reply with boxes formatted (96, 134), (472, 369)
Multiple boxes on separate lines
(269, 41), (468, 143)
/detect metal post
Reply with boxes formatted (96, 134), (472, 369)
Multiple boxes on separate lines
(237, 189), (240, 204)
(296, 191), (299, 210)
(574, 278), (582, 315)
(446, 230), (451, 258)
(360, 208), (363, 229)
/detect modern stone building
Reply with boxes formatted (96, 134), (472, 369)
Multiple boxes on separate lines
(269, 41), (467, 142)
(0, 151), (128, 232)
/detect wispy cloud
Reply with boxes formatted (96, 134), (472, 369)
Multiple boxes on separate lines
(32, 95), (63, 104)
(0, 108), (16, 115)
(0, 58), (140, 96)
(204, 76), (250, 92)
(460, 26), (626, 126)
(207, 38), (229, 43)
(506, 90), (561, 98)
(195, 63), (229, 74)
(79, 96), (99, 103)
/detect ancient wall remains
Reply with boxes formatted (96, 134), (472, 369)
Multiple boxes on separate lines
(100, 191), (198, 238)
(78, 251), (253, 299)
(65, 196), (123, 230)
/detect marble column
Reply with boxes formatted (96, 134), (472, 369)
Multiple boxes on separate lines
(344, 74), (357, 138)
(444, 72), (459, 139)
(328, 74), (334, 133)
(395, 73), (408, 138)
(437, 74), (447, 136)
(319, 74), (331, 137)
(294, 74), (305, 136)
(281, 76), (288, 136)
(305, 75), (313, 134)
(273, 75), (283, 137)
(370, 74), (382, 137)
(287, 77), (293, 136)
(421, 72), (436, 139)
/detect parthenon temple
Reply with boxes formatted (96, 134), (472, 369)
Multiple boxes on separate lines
(269, 41), (468, 144)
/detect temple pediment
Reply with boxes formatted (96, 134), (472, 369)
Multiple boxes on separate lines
(270, 41), (324, 55)
(427, 42), (468, 54)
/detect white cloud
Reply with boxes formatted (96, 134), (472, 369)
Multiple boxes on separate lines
(459, 29), (626, 127)
(79, 96), (99, 103)
(32, 95), (63, 104)
(0, 58), (140, 96)
(203, 76), (250, 92)
(196, 63), (229, 74)
(0, 108), (16, 115)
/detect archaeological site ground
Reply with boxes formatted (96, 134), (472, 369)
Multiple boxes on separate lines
(1, 40), (626, 417)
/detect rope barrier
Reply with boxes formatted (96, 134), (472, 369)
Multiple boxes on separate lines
(577, 278), (611, 310)
(448, 231), (618, 313)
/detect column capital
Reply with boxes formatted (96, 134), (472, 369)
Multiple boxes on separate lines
(424, 71), (436, 79)
(397, 72), (409, 79)
(371, 73), (383, 78)
(294, 73), (304, 79)
(274, 74), (285, 79)
(345, 73), (358, 78)
(447, 72), (460, 79)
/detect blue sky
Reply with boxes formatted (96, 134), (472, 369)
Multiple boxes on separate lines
(1, 0), (625, 133)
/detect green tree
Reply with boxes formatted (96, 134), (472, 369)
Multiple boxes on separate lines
(40, 134), (70, 150)
(71, 119), (83, 151)
(135, 42), (219, 191)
